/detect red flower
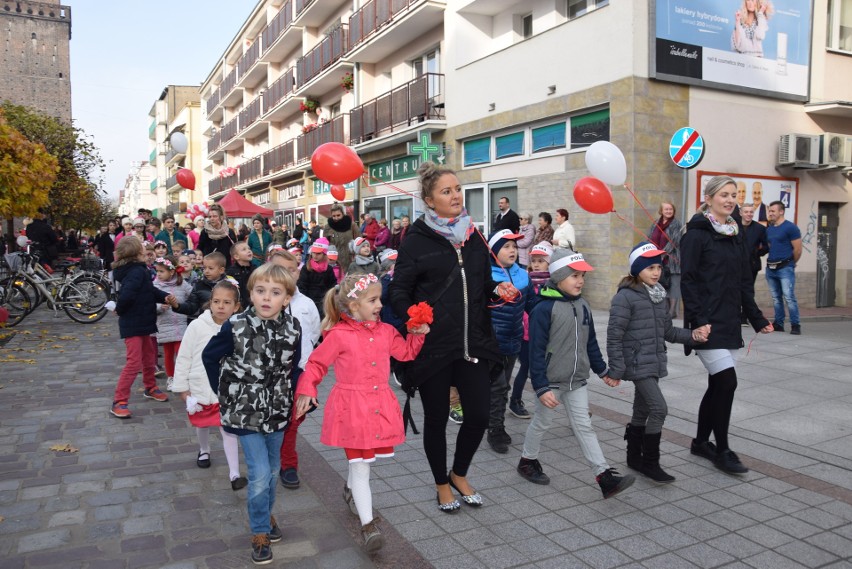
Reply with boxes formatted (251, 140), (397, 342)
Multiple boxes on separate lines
(406, 302), (433, 331)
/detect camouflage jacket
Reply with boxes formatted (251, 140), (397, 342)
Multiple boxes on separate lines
(202, 308), (301, 434)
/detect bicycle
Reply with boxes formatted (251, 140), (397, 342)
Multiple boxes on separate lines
(1, 251), (109, 325)
(0, 264), (32, 327)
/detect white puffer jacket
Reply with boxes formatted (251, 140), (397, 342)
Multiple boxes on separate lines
(154, 277), (192, 343)
(171, 310), (222, 405)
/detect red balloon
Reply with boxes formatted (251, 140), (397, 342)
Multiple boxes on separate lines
(330, 184), (346, 201)
(573, 177), (613, 214)
(176, 169), (196, 191)
(311, 142), (364, 185)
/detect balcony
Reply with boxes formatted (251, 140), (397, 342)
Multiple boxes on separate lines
(207, 130), (222, 157)
(148, 120), (156, 140)
(150, 179), (159, 192)
(209, 172), (239, 198)
(220, 116), (242, 151)
(220, 68), (243, 109)
(164, 146), (185, 168)
(263, 139), (297, 176)
(239, 156), (263, 185)
(263, 67), (300, 121)
(165, 172), (181, 192)
(239, 95), (267, 140)
(149, 148), (157, 165)
(348, 0), (445, 63)
(236, 40), (267, 90)
(350, 73), (444, 145)
(166, 202), (183, 216)
(206, 89), (221, 116)
(297, 115), (346, 164)
(261, 1), (301, 63)
(294, 0), (349, 27)
(296, 25), (352, 94)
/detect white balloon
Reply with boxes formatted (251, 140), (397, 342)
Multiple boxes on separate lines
(585, 141), (627, 186)
(170, 132), (188, 154)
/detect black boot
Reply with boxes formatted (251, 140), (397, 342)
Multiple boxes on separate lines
(640, 432), (675, 483)
(624, 424), (644, 471)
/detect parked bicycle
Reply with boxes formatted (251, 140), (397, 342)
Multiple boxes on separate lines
(1, 251), (109, 325)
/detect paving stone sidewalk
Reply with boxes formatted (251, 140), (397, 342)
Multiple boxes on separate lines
(1, 310), (851, 568)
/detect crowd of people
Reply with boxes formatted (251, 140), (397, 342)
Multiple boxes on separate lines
(86, 168), (797, 565)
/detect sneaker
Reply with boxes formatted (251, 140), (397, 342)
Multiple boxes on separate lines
(690, 439), (717, 461)
(166, 377), (174, 392)
(230, 476), (248, 491)
(143, 388), (168, 402)
(342, 484), (359, 516)
(279, 467), (300, 489)
(517, 457), (550, 485)
(596, 468), (635, 499)
(772, 322), (785, 332)
(487, 427), (510, 454)
(790, 324), (801, 336)
(110, 400), (131, 419)
(508, 398), (531, 419)
(449, 404), (464, 424)
(361, 519), (384, 553)
(269, 516), (282, 543)
(250, 534), (272, 565)
(714, 449), (749, 474)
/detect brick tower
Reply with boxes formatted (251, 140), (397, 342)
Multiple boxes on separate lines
(0, 0), (72, 122)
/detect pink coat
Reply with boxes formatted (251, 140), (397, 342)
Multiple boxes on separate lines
(297, 317), (425, 449)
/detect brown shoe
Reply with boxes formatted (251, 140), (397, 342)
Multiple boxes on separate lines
(361, 519), (384, 554)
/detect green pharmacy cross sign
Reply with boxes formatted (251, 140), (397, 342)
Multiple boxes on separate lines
(408, 131), (442, 163)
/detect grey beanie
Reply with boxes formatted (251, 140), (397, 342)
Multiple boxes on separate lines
(549, 248), (594, 285)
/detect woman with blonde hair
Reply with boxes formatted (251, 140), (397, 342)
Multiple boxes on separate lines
(732, 0), (774, 57)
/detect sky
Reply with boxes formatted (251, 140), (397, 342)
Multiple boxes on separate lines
(69, 0), (256, 201)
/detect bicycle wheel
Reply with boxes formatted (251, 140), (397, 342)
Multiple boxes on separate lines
(0, 282), (32, 327)
(1, 276), (40, 313)
(61, 276), (109, 323)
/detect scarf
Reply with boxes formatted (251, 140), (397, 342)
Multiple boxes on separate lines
(423, 208), (474, 246)
(355, 254), (373, 266)
(205, 221), (231, 241)
(650, 216), (673, 249)
(310, 259), (328, 273)
(643, 282), (667, 304)
(703, 211), (738, 236)
(327, 215), (353, 233)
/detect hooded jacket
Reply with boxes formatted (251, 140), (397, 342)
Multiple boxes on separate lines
(154, 276), (192, 343)
(172, 310), (223, 405)
(528, 286), (607, 396)
(113, 261), (169, 338)
(389, 218), (501, 383)
(490, 261), (530, 356)
(606, 282), (694, 381)
(680, 213), (770, 351)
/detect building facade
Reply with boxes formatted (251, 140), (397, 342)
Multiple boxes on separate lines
(117, 162), (157, 218)
(0, 0), (72, 122)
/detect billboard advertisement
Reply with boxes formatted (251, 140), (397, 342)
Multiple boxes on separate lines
(652, 1), (812, 101)
(697, 171), (799, 224)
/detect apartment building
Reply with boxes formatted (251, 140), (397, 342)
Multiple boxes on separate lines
(117, 162), (157, 218)
(147, 86), (203, 222)
(200, 0), (851, 310)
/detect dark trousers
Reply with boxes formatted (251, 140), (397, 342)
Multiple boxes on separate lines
(489, 354), (518, 429)
(417, 358), (491, 485)
(511, 341), (530, 401)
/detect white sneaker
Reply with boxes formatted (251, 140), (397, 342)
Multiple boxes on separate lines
(166, 377), (174, 392)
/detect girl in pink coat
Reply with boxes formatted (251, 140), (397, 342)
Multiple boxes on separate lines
(295, 272), (429, 553)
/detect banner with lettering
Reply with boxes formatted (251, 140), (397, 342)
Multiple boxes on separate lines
(652, 0), (811, 101)
(697, 171), (799, 224)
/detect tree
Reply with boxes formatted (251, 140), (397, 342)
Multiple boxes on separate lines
(0, 110), (59, 250)
(0, 101), (108, 231)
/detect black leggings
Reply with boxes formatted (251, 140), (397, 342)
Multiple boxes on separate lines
(695, 367), (738, 451)
(417, 358), (491, 485)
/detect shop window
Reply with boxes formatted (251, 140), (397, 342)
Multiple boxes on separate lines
(464, 137), (491, 166)
(532, 123), (566, 154)
(495, 132), (525, 159)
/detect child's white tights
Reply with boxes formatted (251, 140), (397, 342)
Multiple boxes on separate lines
(348, 461), (373, 526)
(196, 427), (241, 481)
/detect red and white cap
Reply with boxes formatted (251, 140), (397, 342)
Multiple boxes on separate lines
(530, 242), (554, 258)
(350, 236), (369, 253)
(628, 241), (665, 276)
(327, 246), (338, 260)
(487, 229), (523, 254)
(310, 237), (329, 254)
(379, 249), (398, 264)
(549, 250), (594, 282)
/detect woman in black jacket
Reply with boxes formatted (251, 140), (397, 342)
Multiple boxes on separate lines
(680, 175), (772, 475)
(198, 204), (236, 267)
(390, 162), (517, 513)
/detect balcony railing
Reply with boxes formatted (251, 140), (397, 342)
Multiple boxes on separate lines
(219, 68), (238, 101)
(149, 148), (157, 164)
(295, 0), (314, 17)
(164, 147), (182, 165)
(208, 176), (222, 196)
(263, 140), (297, 176)
(166, 202), (182, 215)
(206, 89), (221, 115)
(165, 172), (179, 190)
(207, 130), (222, 155)
(262, 0), (293, 54)
(239, 156), (263, 185)
(296, 25), (348, 88)
(220, 116), (239, 145)
(237, 40), (261, 78)
(263, 67), (296, 114)
(350, 73), (444, 144)
(297, 115), (346, 163)
(239, 96), (263, 133)
(150, 179), (158, 192)
(349, 0), (411, 48)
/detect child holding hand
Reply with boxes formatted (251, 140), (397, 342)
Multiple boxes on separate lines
(153, 256), (192, 391)
(295, 273), (428, 554)
(607, 242), (709, 483)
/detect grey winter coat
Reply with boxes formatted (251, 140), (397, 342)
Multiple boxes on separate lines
(606, 282), (694, 381)
(154, 277), (192, 343)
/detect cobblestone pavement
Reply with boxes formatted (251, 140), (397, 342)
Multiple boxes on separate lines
(1, 309), (851, 568)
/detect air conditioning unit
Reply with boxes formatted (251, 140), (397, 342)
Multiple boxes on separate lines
(778, 133), (820, 168)
(820, 133), (852, 167)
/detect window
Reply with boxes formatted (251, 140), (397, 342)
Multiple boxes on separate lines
(567, 0), (609, 20)
(463, 137), (491, 166)
(532, 123), (566, 153)
(464, 183), (518, 235)
(828, 0), (852, 51)
(522, 14), (533, 39)
(412, 49), (441, 97)
(495, 132), (525, 159)
(570, 109), (610, 149)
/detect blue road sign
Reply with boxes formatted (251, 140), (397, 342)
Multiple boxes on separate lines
(670, 127), (705, 169)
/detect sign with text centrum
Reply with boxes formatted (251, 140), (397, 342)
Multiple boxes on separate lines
(368, 155), (420, 184)
(651, 0), (812, 101)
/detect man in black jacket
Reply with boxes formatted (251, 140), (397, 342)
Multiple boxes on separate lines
(493, 197), (520, 233)
(24, 214), (59, 267)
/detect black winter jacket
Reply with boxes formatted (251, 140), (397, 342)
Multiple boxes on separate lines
(174, 276), (225, 320)
(226, 262), (254, 307)
(389, 218), (501, 383)
(680, 213), (770, 352)
(198, 228), (236, 267)
(297, 264), (337, 312)
(113, 262), (168, 339)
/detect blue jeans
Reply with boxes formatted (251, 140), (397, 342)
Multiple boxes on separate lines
(765, 265), (799, 326)
(240, 430), (285, 535)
